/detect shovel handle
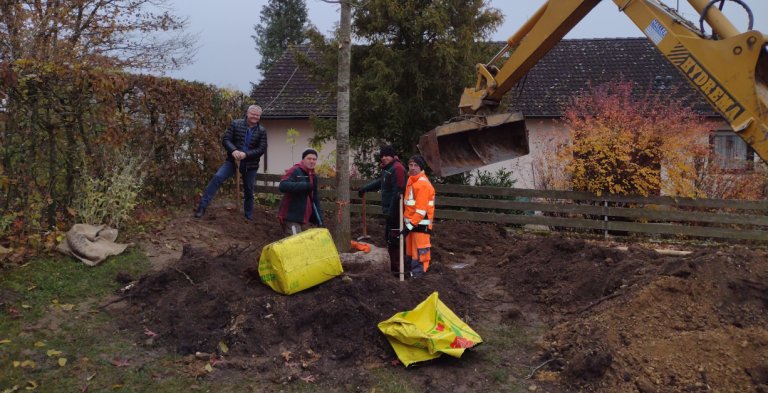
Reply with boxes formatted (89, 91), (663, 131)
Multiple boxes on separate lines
(399, 194), (404, 282)
(235, 159), (241, 213)
(361, 194), (367, 237)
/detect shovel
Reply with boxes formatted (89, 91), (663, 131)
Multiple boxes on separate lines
(235, 159), (241, 214)
(399, 194), (405, 282)
(356, 194), (372, 242)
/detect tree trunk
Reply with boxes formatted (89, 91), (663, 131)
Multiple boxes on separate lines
(333, 0), (352, 251)
(1, 95), (19, 212)
(46, 112), (58, 229)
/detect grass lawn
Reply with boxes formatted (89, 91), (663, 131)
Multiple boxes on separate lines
(0, 250), (202, 392)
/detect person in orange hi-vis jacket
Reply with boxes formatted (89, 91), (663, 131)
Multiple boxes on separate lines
(399, 154), (435, 278)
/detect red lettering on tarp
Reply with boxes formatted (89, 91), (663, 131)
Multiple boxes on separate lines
(450, 336), (475, 349)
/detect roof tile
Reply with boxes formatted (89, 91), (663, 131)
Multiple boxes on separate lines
(251, 45), (336, 119)
(252, 39), (718, 119)
(509, 38), (717, 117)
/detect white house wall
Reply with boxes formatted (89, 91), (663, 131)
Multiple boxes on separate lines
(476, 119), (569, 188)
(258, 118), (733, 191)
(259, 119), (337, 175)
(258, 118), (568, 186)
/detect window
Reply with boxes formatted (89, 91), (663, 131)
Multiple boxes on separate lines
(710, 130), (754, 171)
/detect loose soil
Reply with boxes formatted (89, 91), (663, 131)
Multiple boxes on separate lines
(116, 201), (768, 392)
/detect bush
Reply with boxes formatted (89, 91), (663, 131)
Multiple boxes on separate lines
(438, 168), (523, 216)
(75, 155), (146, 228)
(473, 167), (516, 188)
(437, 167), (516, 188)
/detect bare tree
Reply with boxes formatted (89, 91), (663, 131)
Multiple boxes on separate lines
(0, 0), (197, 71)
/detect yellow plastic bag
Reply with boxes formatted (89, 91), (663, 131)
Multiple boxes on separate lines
(258, 228), (343, 295)
(378, 292), (482, 367)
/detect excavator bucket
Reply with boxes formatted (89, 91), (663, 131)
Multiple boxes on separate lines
(418, 112), (529, 177)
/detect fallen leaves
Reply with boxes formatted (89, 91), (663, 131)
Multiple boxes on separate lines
(43, 349), (67, 367)
(12, 360), (36, 369)
(1, 385), (19, 393)
(299, 374), (316, 383)
(6, 341), (70, 375)
(6, 306), (20, 318)
(301, 349), (321, 368)
(143, 327), (158, 337)
(180, 358), (213, 378)
(110, 358), (130, 368)
(50, 299), (75, 311)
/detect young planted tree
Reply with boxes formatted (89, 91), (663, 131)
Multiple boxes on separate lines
(252, 0), (309, 75)
(562, 81), (711, 197)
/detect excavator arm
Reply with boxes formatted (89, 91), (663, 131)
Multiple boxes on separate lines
(419, 0), (768, 177)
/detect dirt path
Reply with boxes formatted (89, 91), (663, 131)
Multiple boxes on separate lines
(123, 202), (768, 392)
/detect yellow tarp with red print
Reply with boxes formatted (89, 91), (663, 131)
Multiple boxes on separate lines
(377, 292), (483, 367)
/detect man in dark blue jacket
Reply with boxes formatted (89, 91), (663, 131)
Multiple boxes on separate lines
(277, 148), (323, 236)
(195, 105), (268, 220)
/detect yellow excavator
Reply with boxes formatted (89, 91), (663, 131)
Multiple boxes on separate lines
(418, 0), (768, 176)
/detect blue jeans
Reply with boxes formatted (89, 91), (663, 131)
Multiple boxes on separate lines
(199, 160), (258, 219)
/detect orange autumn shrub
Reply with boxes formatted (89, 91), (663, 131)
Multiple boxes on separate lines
(562, 81), (711, 197)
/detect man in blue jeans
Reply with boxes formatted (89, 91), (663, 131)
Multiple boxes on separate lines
(195, 105), (268, 220)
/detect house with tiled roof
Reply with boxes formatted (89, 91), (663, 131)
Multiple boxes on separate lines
(251, 46), (336, 174)
(491, 37), (751, 188)
(252, 39), (749, 185)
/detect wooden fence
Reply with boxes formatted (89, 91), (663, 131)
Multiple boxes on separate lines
(256, 174), (768, 242)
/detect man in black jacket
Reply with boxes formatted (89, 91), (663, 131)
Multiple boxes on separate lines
(358, 145), (406, 245)
(277, 148), (323, 236)
(195, 105), (268, 220)
(358, 145), (407, 274)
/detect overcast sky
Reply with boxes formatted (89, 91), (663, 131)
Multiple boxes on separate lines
(162, 0), (767, 92)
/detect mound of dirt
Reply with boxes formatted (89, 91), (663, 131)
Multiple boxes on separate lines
(119, 242), (472, 365)
(116, 202), (768, 392)
(542, 247), (768, 392)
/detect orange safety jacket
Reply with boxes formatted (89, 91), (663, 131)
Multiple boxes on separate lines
(403, 171), (435, 232)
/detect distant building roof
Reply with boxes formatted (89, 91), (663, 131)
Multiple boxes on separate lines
(507, 37), (718, 117)
(252, 38), (719, 120)
(251, 45), (336, 119)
